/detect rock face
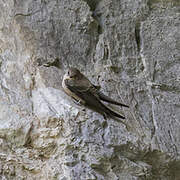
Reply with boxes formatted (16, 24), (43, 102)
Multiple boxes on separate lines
(0, 0), (180, 179)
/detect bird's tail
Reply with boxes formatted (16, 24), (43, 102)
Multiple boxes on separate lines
(98, 92), (129, 108)
(104, 105), (125, 119)
(101, 103), (125, 119)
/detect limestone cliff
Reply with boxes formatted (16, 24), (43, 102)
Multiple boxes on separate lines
(0, 0), (179, 179)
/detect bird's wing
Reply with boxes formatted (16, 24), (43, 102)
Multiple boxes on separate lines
(64, 79), (106, 110)
(64, 79), (98, 101)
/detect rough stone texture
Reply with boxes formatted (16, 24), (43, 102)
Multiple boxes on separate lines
(0, 0), (180, 179)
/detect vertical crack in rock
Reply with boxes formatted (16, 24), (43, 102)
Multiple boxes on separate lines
(149, 88), (158, 139)
(135, 22), (141, 54)
(83, 0), (103, 36)
(82, 0), (100, 11)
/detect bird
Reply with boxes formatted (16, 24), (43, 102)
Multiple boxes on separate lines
(62, 67), (129, 119)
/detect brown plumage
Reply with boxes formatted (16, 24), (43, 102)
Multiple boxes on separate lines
(62, 67), (129, 119)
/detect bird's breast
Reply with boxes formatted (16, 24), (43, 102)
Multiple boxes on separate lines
(62, 78), (85, 104)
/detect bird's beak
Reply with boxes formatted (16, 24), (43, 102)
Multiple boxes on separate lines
(64, 73), (73, 80)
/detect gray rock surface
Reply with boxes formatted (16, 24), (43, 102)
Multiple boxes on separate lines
(0, 0), (180, 179)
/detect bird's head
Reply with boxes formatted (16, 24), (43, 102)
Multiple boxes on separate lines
(65, 67), (81, 80)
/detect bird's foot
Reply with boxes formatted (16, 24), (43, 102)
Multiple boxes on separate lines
(103, 113), (108, 120)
